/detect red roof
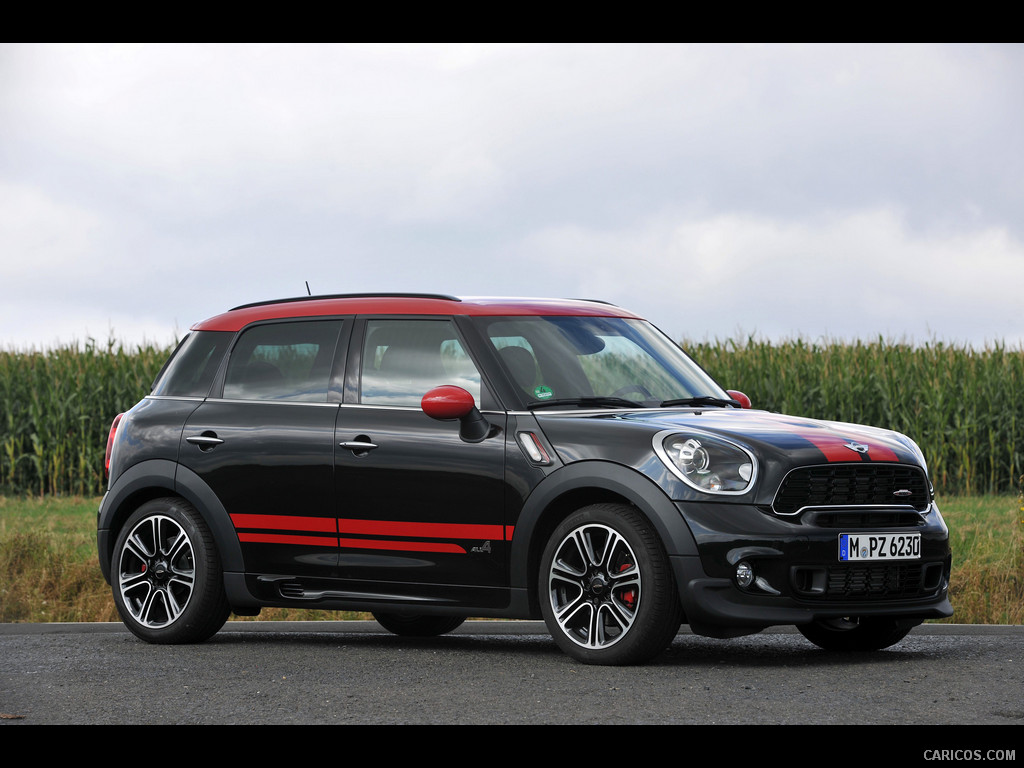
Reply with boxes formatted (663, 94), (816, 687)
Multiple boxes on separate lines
(192, 295), (641, 332)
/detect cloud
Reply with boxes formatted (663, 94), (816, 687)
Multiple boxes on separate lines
(516, 207), (1024, 346)
(1, 44), (1021, 349)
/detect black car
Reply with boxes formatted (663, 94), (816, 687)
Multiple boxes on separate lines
(98, 293), (952, 664)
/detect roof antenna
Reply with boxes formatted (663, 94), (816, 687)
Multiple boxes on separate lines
(305, 281), (312, 296)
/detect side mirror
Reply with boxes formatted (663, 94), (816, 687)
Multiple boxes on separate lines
(421, 386), (493, 443)
(726, 390), (752, 409)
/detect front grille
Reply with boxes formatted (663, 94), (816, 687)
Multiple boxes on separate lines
(803, 509), (925, 528)
(773, 464), (930, 516)
(791, 561), (945, 600)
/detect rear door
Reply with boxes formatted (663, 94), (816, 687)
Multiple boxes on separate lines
(179, 318), (348, 576)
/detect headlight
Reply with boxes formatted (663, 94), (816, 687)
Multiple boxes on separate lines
(654, 430), (757, 495)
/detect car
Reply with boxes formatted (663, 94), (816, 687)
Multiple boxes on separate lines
(98, 293), (952, 664)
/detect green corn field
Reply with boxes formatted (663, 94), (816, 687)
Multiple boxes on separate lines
(688, 336), (1024, 496)
(0, 337), (171, 497)
(0, 334), (1022, 497)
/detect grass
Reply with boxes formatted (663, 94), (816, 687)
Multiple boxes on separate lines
(1, 494), (1020, 625)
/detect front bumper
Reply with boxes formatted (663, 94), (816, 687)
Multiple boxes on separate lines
(671, 500), (953, 637)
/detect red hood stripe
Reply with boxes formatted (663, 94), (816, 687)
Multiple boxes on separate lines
(722, 414), (901, 463)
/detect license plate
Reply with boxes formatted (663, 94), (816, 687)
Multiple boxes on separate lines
(839, 532), (921, 561)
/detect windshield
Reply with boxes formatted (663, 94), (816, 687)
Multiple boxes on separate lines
(474, 315), (729, 408)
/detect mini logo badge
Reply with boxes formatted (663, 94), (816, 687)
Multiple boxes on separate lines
(844, 441), (869, 454)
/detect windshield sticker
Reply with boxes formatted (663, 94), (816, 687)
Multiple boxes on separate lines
(533, 385), (553, 399)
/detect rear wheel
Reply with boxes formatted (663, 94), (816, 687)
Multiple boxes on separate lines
(540, 503), (681, 665)
(112, 497), (229, 644)
(372, 613), (466, 637)
(798, 616), (915, 651)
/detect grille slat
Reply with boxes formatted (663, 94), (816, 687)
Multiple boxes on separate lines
(773, 464), (929, 516)
(792, 562), (944, 601)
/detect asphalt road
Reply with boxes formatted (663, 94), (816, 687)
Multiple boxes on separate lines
(2, 621), (1022, 731)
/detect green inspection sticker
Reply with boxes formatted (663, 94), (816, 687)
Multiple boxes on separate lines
(533, 385), (553, 399)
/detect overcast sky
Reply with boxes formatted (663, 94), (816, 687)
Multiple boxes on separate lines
(2, 43), (1022, 351)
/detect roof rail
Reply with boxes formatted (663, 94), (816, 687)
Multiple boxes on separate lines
(229, 293), (462, 311)
(567, 298), (618, 306)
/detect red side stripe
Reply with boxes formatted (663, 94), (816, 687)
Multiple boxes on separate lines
(231, 514), (337, 532)
(238, 532), (338, 547)
(339, 537), (466, 554)
(337, 518), (506, 540)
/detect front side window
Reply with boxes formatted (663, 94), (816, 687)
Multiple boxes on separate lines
(360, 319), (482, 407)
(222, 320), (343, 402)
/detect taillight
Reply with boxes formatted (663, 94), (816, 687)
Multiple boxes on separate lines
(104, 413), (124, 479)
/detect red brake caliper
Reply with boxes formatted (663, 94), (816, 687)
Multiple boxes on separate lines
(619, 563), (636, 609)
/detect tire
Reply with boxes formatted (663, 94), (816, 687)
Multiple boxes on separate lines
(539, 503), (681, 665)
(797, 616), (916, 652)
(111, 497), (230, 644)
(372, 613), (466, 637)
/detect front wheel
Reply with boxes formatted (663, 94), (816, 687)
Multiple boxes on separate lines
(372, 613), (466, 637)
(797, 616), (916, 652)
(540, 503), (681, 665)
(111, 497), (230, 644)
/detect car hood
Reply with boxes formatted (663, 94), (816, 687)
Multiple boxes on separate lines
(533, 407), (927, 470)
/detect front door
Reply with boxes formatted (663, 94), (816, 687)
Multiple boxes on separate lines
(333, 317), (509, 607)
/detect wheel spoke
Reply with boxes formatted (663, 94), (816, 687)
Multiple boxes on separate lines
(164, 527), (189, 560)
(163, 586), (187, 621)
(137, 587), (161, 625)
(553, 588), (587, 624)
(124, 532), (153, 562)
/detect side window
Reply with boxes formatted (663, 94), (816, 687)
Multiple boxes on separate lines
(223, 320), (343, 402)
(360, 319), (482, 407)
(490, 335), (541, 397)
(151, 331), (233, 397)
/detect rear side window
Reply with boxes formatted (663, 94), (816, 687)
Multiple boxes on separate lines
(151, 331), (232, 397)
(223, 320), (343, 402)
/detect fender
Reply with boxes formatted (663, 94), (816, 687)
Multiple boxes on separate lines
(170, 463), (246, 575)
(509, 460), (699, 592)
(98, 458), (177, 584)
(97, 458), (246, 584)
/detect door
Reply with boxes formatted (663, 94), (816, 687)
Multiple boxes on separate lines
(334, 317), (509, 605)
(179, 319), (346, 576)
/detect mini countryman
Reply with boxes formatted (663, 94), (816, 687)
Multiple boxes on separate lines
(99, 294), (952, 664)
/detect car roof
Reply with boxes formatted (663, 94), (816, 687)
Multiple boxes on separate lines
(191, 294), (642, 332)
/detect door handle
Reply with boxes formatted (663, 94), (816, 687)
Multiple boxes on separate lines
(186, 433), (224, 451)
(339, 441), (378, 452)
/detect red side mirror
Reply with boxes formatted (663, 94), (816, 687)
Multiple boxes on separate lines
(422, 385), (476, 420)
(422, 386), (492, 442)
(726, 390), (752, 409)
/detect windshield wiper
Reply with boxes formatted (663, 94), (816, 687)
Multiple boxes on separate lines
(528, 397), (644, 410)
(659, 396), (741, 408)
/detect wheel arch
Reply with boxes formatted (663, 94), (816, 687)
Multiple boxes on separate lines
(510, 460), (697, 619)
(98, 459), (244, 585)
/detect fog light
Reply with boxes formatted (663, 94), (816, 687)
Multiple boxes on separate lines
(736, 561), (754, 588)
